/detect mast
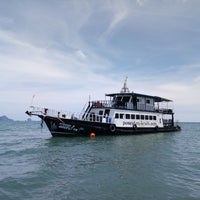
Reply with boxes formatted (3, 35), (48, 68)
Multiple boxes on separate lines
(121, 76), (130, 93)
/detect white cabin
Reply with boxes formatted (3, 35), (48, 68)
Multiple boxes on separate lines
(82, 91), (174, 129)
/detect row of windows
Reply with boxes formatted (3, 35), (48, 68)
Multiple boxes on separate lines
(115, 113), (157, 120)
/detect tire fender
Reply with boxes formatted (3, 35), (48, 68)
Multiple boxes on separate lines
(109, 124), (116, 132)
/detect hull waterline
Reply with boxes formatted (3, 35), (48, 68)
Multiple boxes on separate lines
(38, 115), (181, 137)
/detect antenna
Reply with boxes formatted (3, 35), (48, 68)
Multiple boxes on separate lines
(30, 94), (35, 107)
(121, 76), (130, 93)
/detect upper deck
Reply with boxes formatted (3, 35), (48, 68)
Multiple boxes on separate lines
(89, 91), (173, 113)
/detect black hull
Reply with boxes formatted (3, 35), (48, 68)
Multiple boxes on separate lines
(40, 115), (181, 137)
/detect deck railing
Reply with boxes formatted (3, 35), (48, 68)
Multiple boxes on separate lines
(163, 119), (173, 127)
(28, 106), (79, 119)
(83, 113), (112, 123)
(91, 100), (112, 108)
(28, 106), (112, 123)
(155, 109), (173, 114)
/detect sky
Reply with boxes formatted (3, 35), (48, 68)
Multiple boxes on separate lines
(0, 0), (200, 122)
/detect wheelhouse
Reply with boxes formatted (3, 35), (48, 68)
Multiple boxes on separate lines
(105, 92), (172, 113)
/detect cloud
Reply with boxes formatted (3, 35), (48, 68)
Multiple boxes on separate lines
(194, 76), (200, 83)
(158, 83), (189, 92)
(136, 0), (147, 6)
(75, 49), (87, 60)
(100, 5), (128, 41)
(1, 0), (200, 121)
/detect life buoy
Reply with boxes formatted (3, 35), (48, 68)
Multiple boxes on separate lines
(133, 124), (137, 130)
(109, 124), (116, 132)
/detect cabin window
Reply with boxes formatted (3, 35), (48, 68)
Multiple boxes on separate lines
(131, 114), (135, 119)
(125, 114), (130, 119)
(116, 96), (122, 101)
(120, 114), (124, 119)
(145, 115), (148, 120)
(146, 99), (153, 104)
(99, 110), (103, 115)
(115, 113), (119, 119)
(89, 113), (95, 121)
(146, 99), (150, 104)
(105, 109), (110, 116)
(153, 116), (157, 120)
(136, 114), (140, 120)
(149, 116), (153, 120)
(137, 97), (145, 103)
(123, 96), (131, 102)
(141, 115), (144, 120)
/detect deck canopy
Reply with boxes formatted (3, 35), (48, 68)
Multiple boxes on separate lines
(106, 92), (172, 102)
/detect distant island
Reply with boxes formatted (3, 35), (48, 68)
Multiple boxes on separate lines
(0, 115), (14, 122)
(0, 115), (36, 122)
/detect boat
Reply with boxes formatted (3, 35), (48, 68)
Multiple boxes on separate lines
(25, 78), (181, 137)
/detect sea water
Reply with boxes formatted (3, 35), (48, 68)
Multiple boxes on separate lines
(0, 121), (199, 200)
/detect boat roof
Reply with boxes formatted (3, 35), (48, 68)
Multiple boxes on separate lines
(106, 77), (172, 102)
(106, 92), (172, 102)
